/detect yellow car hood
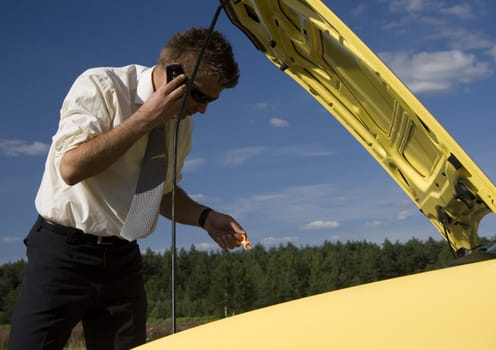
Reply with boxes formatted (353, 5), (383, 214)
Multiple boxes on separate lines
(223, 0), (496, 252)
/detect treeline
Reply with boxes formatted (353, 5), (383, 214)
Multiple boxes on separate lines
(1, 237), (494, 324)
(143, 238), (457, 320)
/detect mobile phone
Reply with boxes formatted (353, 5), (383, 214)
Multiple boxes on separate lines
(166, 63), (185, 83)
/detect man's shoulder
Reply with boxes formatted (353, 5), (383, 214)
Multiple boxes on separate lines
(73, 64), (152, 92)
(80, 64), (150, 79)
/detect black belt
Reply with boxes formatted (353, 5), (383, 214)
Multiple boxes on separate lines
(37, 216), (131, 246)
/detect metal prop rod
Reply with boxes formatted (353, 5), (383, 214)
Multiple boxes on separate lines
(170, 2), (226, 334)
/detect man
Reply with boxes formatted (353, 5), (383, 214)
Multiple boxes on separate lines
(8, 27), (247, 349)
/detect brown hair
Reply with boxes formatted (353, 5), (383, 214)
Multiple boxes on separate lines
(159, 27), (239, 88)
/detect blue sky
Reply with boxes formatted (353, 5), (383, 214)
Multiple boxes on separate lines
(1, 0), (496, 263)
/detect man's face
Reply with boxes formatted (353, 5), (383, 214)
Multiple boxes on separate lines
(185, 75), (223, 116)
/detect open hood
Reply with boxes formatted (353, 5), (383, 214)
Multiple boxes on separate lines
(222, 0), (496, 253)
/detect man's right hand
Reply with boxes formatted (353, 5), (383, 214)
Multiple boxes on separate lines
(136, 72), (189, 129)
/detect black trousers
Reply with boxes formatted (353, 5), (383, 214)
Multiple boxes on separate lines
(8, 217), (147, 350)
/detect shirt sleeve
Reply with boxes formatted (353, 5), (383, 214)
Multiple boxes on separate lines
(53, 70), (116, 166)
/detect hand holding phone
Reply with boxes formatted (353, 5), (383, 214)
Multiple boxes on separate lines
(166, 63), (185, 83)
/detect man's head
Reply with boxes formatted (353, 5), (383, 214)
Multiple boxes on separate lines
(159, 27), (239, 89)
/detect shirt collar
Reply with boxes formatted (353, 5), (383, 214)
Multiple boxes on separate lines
(135, 65), (156, 105)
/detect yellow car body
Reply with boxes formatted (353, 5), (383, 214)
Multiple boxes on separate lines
(136, 259), (496, 349)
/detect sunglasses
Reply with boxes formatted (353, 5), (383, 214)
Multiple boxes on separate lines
(190, 86), (218, 104)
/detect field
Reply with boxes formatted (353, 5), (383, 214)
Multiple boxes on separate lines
(0, 318), (211, 349)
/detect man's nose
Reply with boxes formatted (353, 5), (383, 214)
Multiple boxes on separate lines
(197, 102), (208, 114)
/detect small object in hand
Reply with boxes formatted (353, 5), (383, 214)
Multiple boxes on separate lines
(240, 237), (252, 250)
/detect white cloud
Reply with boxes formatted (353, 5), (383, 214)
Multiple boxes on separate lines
(189, 193), (208, 202)
(380, 50), (492, 93)
(351, 4), (368, 17)
(203, 143), (333, 172)
(396, 210), (412, 221)
(221, 147), (265, 166)
(183, 157), (206, 172)
(439, 4), (473, 19)
(141, 242), (220, 255)
(193, 242), (219, 251)
(389, 0), (425, 13)
(261, 236), (300, 246)
(274, 144), (335, 158)
(207, 180), (434, 246)
(1, 236), (22, 243)
(428, 28), (494, 51)
(270, 118), (289, 128)
(0, 139), (49, 156)
(490, 46), (496, 62)
(301, 220), (340, 230)
(365, 220), (384, 228)
(254, 102), (269, 110)
(225, 183), (339, 219)
(251, 193), (285, 202)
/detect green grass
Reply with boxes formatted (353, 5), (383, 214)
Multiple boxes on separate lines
(0, 316), (217, 349)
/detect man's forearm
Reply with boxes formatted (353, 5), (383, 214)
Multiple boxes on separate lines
(160, 187), (207, 227)
(59, 112), (153, 186)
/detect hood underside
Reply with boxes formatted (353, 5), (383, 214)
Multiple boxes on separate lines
(223, 0), (496, 252)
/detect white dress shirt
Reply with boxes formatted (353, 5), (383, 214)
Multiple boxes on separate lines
(35, 64), (193, 238)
